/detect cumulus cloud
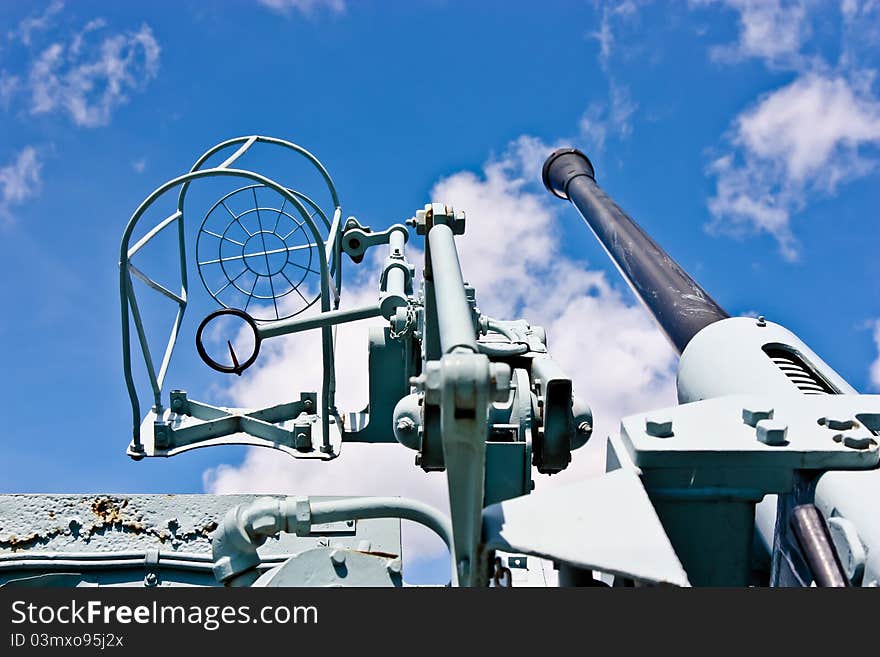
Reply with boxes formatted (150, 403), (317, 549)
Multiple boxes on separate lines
(0, 146), (42, 223)
(203, 137), (677, 578)
(694, 0), (880, 259)
(694, 0), (812, 66)
(257, 0), (345, 16)
(27, 22), (160, 127)
(706, 74), (880, 259)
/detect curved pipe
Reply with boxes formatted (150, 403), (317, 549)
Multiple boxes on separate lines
(477, 317), (530, 356)
(542, 148), (728, 354)
(211, 496), (452, 586)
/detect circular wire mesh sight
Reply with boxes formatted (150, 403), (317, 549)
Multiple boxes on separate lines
(196, 184), (323, 321)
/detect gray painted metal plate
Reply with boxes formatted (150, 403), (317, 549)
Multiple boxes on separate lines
(621, 394), (880, 470)
(482, 470), (690, 586)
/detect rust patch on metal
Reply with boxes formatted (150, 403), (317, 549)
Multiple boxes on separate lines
(1, 496), (219, 552)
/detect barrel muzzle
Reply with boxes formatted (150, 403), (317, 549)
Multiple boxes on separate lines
(542, 148), (595, 200)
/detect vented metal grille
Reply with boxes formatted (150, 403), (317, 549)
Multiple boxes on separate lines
(763, 346), (838, 395)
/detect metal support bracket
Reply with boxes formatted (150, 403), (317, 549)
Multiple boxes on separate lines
(128, 391), (342, 460)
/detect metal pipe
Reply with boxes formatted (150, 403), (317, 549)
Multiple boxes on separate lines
(542, 148), (728, 354)
(790, 504), (849, 587)
(380, 227), (409, 317)
(426, 224), (478, 353)
(212, 496), (452, 586)
(258, 304), (382, 339)
(309, 497), (451, 549)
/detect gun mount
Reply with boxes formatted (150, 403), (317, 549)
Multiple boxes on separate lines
(111, 136), (603, 587)
(2, 138), (877, 589)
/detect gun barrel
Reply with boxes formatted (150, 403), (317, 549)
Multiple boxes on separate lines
(542, 148), (728, 354)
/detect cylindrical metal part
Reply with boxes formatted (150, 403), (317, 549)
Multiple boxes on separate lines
(389, 227), (406, 255)
(258, 304), (382, 339)
(427, 224), (478, 353)
(542, 148), (728, 354)
(385, 267), (406, 298)
(790, 504), (848, 587)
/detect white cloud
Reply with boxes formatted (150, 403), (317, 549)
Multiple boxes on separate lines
(203, 137), (677, 577)
(582, 4), (642, 154)
(0, 146), (41, 222)
(707, 74), (880, 259)
(0, 72), (19, 109)
(7, 1), (64, 46)
(257, 0), (345, 16)
(694, 0), (811, 66)
(132, 158), (146, 173)
(870, 320), (880, 390)
(588, 1), (642, 71)
(28, 23), (160, 127)
(578, 82), (637, 154)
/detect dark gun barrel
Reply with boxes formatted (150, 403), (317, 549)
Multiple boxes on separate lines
(542, 148), (728, 354)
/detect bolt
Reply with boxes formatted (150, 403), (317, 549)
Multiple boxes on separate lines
(645, 415), (674, 438)
(836, 434), (878, 450)
(756, 315), (767, 327)
(171, 398), (183, 411)
(303, 399), (313, 411)
(387, 558), (403, 576)
(330, 549), (346, 566)
(823, 417), (856, 431)
(294, 431), (311, 450)
(144, 573), (158, 587)
(396, 417), (416, 433)
(414, 454), (422, 466)
(743, 407), (774, 427)
(756, 419), (788, 446)
(577, 421), (592, 434)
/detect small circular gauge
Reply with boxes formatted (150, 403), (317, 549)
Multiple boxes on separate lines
(195, 308), (262, 375)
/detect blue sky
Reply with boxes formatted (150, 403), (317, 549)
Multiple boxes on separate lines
(0, 1), (878, 583)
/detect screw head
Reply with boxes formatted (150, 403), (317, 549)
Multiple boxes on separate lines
(396, 417), (416, 432)
(756, 419), (788, 445)
(645, 415), (674, 438)
(144, 572), (158, 586)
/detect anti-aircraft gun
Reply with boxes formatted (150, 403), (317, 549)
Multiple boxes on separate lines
(543, 148), (880, 586)
(1, 137), (877, 588)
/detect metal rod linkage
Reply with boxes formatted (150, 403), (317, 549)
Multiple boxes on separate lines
(426, 224), (477, 354)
